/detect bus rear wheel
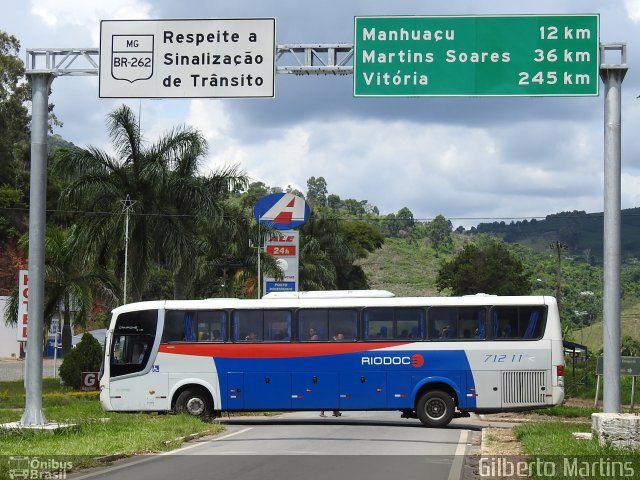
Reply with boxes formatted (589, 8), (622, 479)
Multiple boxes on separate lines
(175, 388), (212, 418)
(416, 391), (454, 428)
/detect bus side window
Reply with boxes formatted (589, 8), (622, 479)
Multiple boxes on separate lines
(523, 307), (545, 338)
(492, 306), (546, 339)
(233, 310), (263, 342)
(363, 308), (392, 340)
(396, 308), (424, 340)
(298, 309), (328, 341)
(491, 306), (545, 339)
(197, 310), (227, 341)
(459, 307), (485, 340)
(162, 311), (187, 342)
(162, 311), (196, 342)
(264, 310), (291, 341)
(329, 309), (357, 341)
(428, 307), (456, 340)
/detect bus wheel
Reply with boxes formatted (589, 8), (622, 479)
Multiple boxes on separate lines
(175, 388), (212, 418)
(416, 391), (454, 428)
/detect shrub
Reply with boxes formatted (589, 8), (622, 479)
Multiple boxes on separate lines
(59, 333), (103, 389)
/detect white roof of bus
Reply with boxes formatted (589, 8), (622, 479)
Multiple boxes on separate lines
(111, 292), (556, 314)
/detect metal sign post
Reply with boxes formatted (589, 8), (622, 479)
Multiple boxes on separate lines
(20, 72), (53, 426)
(595, 355), (639, 410)
(600, 44), (627, 414)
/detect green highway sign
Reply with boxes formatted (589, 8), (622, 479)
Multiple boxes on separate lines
(597, 356), (640, 376)
(353, 15), (599, 97)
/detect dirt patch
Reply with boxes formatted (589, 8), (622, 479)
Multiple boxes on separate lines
(482, 426), (523, 455)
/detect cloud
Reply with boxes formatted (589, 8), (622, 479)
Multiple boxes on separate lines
(30, 0), (154, 44)
(191, 107), (608, 227)
(624, 0), (640, 22)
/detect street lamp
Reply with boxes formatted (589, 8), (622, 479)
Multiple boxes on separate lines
(120, 195), (136, 304)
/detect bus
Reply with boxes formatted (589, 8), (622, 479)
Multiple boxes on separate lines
(99, 291), (565, 427)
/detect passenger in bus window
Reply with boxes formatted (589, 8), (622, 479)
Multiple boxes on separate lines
(377, 326), (388, 339)
(333, 332), (345, 341)
(501, 323), (513, 338)
(308, 327), (319, 340)
(211, 330), (221, 341)
(245, 331), (258, 341)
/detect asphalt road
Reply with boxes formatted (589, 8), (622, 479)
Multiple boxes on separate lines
(0, 357), (60, 381)
(70, 411), (479, 480)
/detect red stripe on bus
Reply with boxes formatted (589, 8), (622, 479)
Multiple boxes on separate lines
(158, 342), (411, 358)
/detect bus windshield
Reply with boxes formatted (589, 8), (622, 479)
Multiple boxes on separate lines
(109, 309), (158, 377)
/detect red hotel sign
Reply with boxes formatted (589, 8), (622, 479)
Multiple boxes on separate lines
(17, 270), (28, 341)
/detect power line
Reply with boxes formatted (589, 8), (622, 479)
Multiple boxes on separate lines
(1, 205), (638, 223)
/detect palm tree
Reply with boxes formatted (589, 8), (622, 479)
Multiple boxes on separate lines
(194, 200), (282, 298)
(3, 225), (119, 353)
(41, 225), (119, 352)
(298, 212), (349, 290)
(54, 105), (247, 301)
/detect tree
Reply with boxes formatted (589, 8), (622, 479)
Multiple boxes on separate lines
(39, 225), (119, 352)
(0, 31), (30, 190)
(59, 333), (102, 389)
(337, 221), (384, 288)
(54, 105), (247, 301)
(327, 193), (341, 210)
(425, 214), (453, 252)
(436, 240), (531, 295)
(396, 207), (415, 236)
(306, 176), (328, 208)
(621, 335), (640, 356)
(4, 225), (119, 352)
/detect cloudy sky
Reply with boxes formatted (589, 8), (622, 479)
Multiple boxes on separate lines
(4, 0), (640, 228)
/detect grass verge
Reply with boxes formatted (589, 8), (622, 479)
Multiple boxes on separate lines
(482, 400), (640, 479)
(0, 379), (225, 477)
(513, 422), (640, 479)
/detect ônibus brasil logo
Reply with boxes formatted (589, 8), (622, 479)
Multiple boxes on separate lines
(361, 353), (424, 367)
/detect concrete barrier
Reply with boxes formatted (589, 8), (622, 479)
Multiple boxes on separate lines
(592, 413), (640, 449)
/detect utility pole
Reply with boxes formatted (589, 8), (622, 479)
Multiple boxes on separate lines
(549, 240), (568, 311)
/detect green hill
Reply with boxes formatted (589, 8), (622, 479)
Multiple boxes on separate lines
(356, 237), (440, 297)
(474, 208), (640, 264)
(574, 301), (640, 354)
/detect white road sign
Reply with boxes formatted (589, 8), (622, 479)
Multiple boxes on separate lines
(99, 18), (275, 98)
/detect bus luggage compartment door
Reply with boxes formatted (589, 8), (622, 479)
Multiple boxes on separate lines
(244, 372), (292, 410)
(339, 372), (387, 409)
(291, 372), (339, 409)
